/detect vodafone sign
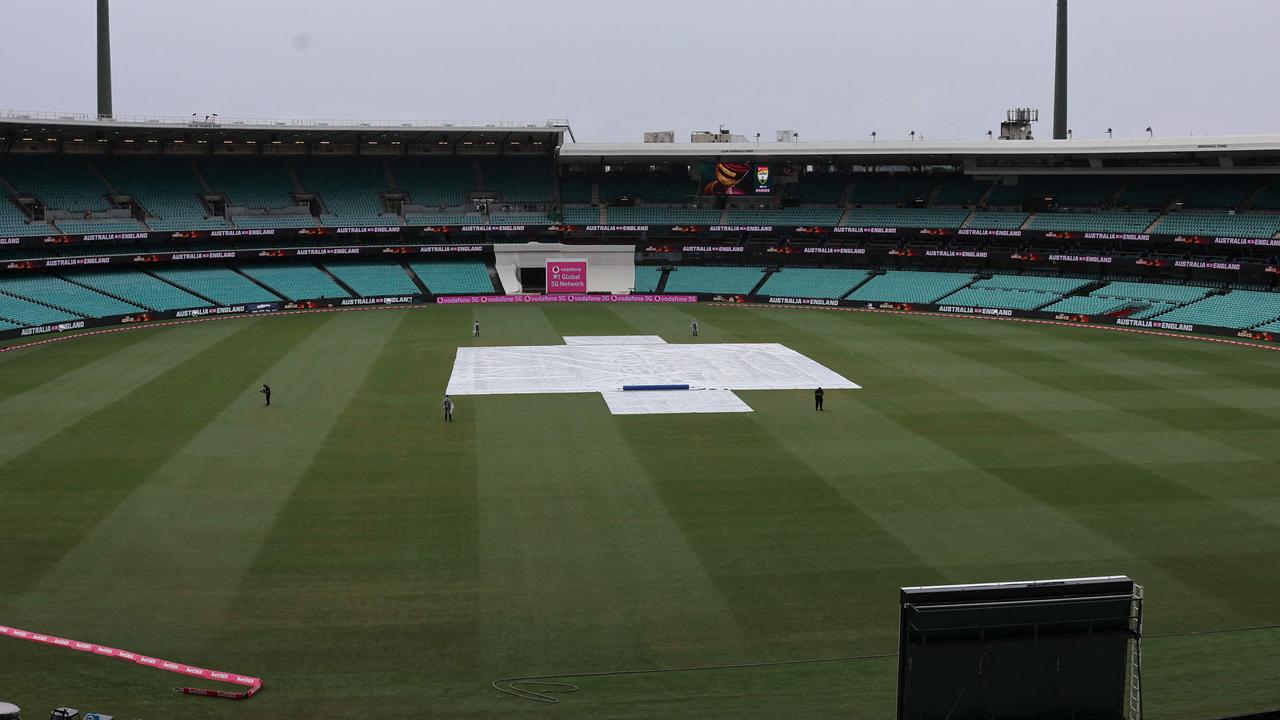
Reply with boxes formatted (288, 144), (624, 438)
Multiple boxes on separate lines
(547, 259), (587, 294)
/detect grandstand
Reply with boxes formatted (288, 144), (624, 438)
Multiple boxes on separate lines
(847, 271), (976, 304)
(662, 266), (767, 295)
(151, 266), (283, 305)
(757, 268), (870, 299)
(409, 261), (494, 295)
(324, 261), (419, 297)
(69, 269), (210, 311)
(0, 274), (141, 317)
(238, 263), (350, 301)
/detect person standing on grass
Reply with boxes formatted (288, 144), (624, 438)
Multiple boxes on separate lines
(691, 319), (699, 337)
(443, 395), (455, 422)
(473, 320), (480, 338)
(815, 387), (824, 411)
(260, 384), (272, 407)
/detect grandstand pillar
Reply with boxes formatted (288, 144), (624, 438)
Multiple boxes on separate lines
(1053, 0), (1068, 140)
(97, 0), (113, 119)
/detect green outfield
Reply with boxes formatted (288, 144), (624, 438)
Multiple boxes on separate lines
(1, 304), (1279, 720)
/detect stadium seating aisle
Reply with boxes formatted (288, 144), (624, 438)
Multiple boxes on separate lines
(391, 159), (475, 207)
(757, 268), (870, 298)
(152, 267), (282, 305)
(663, 266), (767, 295)
(847, 271), (976, 304)
(69, 270), (211, 311)
(324, 262), (419, 297)
(0, 274), (141, 317)
(201, 159), (298, 209)
(1, 158), (111, 213)
(409, 262), (494, 295)
(239, 263), (351, 301)
(99, 158), (229, 231)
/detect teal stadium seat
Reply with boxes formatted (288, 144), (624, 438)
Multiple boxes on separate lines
(784, 174), (848, 203)
(1119, 176), (1261, 209)
(409, 262), (494, 295)
(0, 274), (141, 317)
(598, 173), (697, 203)
(633, 266), (663, 292)
(662, 266), (766, 295)
(1148, 290), (1280, 329)
(1155, 212), (1280, 239)
(296, 160), (399, 228)
(239, 263), (350, 301)
(1, 158), (111, 213)
(559, 177), (594, 204)
(0, 199), (56, 237)
(201, 159), (298, 209)
(842, 208), (971, 229)
(563, 206), (602, 224)
(847, 271), (975, 304)
(974, 275), (1092, 293)
(757, 268), (871, 298)
(938, 287), (1060, 310)
(933, 176), (992, 205)
(231, 214), (316, 229)
(967, 211), (1029, 230)
(392, 159), (475, 207)
(1027, 212), (1157, 234)
(404, 213), (484, 226)
(846, 176), (936, 204)
(1041, 295), (1131, 315)
(69, 270), (210, 311)
(54, 219), (148, 235)
(1093, 281), (1214, 304)
(102, 158), (230, 232)
(488, 213), (551, 225)
(152, 267), (282, 305)
(0, 291), (83, 326)
(324, 262), (419, 297)
(480, 159), (552, 204)
(724, 207), (843, 226)
(606, 207), (721, 225)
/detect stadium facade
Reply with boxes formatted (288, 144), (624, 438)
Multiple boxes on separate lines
(4, 109), (1280, 344)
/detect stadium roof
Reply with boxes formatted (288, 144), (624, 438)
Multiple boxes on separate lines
(562, 135), (1280, 171)
(0, 109), (569, 148)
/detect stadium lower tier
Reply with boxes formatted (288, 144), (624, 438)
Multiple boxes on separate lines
(4, 259), (1280, 338)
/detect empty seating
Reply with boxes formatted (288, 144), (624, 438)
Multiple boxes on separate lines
(563, 206), (602, 224)
(0, 200), (55, 237)
(99, 158), (228, 232)
(1155, 212), (1280, 239)
(784, 174), (848, 203)
(1, 158), (110, 212)
(633, 266), (663, 292)
(1153, 290), (1280, 329)
(69, 270), (209, 311)
(409, 261), (494, 295)
(53, 219), (148, 235)
(842, 208), (971, 229)
(986, 176), (1123, 207)
(847, 271), (975, 304)
(152, 267), (282, 305)
(239, 263), (350, 301)
(967, 211), (1028, 230)
(1041, 295), (1131, 315)
(974, 275), (1092, 294)
(231, 214), (316, 229)
(201, 159), (298, 209)
(663, 266), (766, 294)
(933, 176), (991, 205)
(757, 268), (870, 298)
(480, 159), (552, 203)
(845, 176), (936, 204)
(324, 262), (419, 297)
(403, 213), (483, 226)
(939, 287), (1060, 310)
(296, 160), (398, 228)
(1026, 212), (1157, 234)
(392, 159), (474, 207)
(724, 207), (843, 226)
(1119, 176), (1261, 209)
(0, 274), (140, 317)
(606, 207), (721, 224)
(598, 173), (697, 203)
(559, 177), (594, 203)
(0, 318), (18, 330)
(0, 292), (82, 326)
(1093, 281), (1214, 304)
(488, 213), (551, 225)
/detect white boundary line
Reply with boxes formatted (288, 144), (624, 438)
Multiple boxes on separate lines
(2, 300), (1280, 355)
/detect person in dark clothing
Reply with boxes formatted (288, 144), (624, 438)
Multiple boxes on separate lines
(261, 384), (272, 407)
(473, 320), (480, 338)
(443, 395), (455, 422)
(815, 387), (824, 411)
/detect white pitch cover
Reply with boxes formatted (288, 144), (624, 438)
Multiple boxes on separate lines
(445, 336), (858, 415)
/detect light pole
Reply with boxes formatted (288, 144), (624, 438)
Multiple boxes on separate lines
(97, 0), (112, 118)
(1053, 0), (1068, 139)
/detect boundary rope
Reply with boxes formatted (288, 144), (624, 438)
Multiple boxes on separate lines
(0, 625), (262, 700)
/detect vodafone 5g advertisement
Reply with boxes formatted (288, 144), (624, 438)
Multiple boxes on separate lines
(547, 259), (587, 293)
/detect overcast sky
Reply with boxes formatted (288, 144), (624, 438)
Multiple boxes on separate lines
(4, 0), (1277, 143)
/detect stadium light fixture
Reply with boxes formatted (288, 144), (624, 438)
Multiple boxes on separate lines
(871, 131), (877, 142)
(1146, 126), (1154, 138)
(909, 130), (916, 141)
(987, 130), (993, 140)
(1067, 129), (1072, 139)
(1107, 128), (1113, 138)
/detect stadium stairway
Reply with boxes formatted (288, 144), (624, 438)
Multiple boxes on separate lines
(402, 263), (430, 295)
(316, 264), (360, 297)
(145, 269), (222, 307)
(485, 264), (505, 294)
(654, 266), (670, 293)
(232, 267), (289, 301)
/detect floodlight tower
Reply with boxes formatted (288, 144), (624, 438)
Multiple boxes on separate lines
(97, 0), (112, 118)
(1049, 0), (1070, 139)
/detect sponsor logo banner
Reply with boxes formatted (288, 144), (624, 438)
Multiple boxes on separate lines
(45, 256), (111, 267)
(437, 294), (697, 304)
(338, 296), (416, 306)
(547, 260), (588, 294)
(458, 225), (527, 232)
(1115, 318), (1196, 332)
(957, 228), (1023, 237)
(295, 247), (360, 256)
(19, 320), (86, 336)
(802, 246), (866, 255)
(585, 225), (651, 232)
(175, 305), (249, 318)
(1174, 260), (1241, 270)
(937, 305), (1015, 317)
(707, 226), (773, 233)
(335, 226), (400, 234)
(767, 297), (840, 307)
(209, 228), (276, 238)
(833, 226), (897, 234)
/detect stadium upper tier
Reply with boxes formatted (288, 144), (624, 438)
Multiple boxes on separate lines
(2, 154), (1280, 237)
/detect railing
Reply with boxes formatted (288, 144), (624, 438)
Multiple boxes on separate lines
(0, 109), (570, 131)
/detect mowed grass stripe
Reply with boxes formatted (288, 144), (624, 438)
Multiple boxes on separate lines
(213, 309), (483, 718)
(723, 307), (1223, 623)
(0, 316), (332, 607)
(7, 311), (404, 650)
(0, 320), (249, 465)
